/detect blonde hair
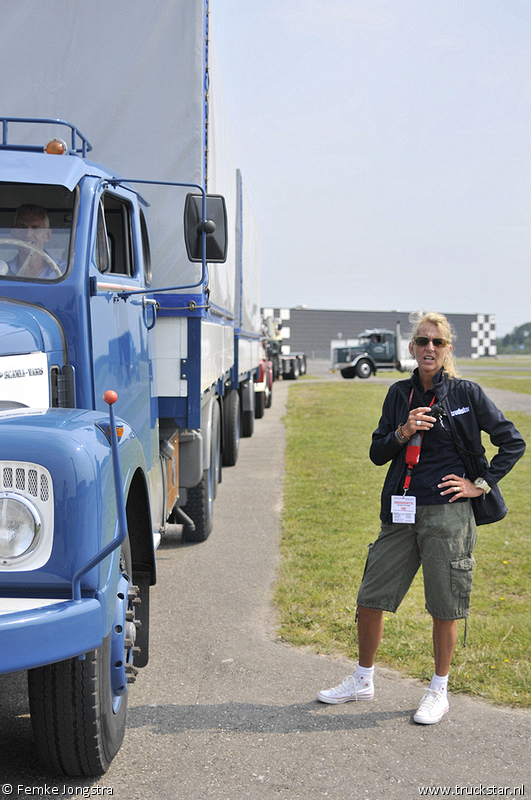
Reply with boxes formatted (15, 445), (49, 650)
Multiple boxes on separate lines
(409, 310), (459, 379)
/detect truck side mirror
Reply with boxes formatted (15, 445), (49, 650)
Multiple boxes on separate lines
(184, 193), (228, 263)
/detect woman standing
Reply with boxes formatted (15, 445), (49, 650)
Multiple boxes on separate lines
(317, 311), (525, 724)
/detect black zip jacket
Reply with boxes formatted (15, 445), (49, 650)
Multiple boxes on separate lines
(370, 369), (526, 524)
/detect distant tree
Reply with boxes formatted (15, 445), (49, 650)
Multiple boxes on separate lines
(496, 321), (531, 354)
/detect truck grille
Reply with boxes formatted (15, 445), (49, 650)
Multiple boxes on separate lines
(2, 464), (51, 503)
(0, 460), (55, 571)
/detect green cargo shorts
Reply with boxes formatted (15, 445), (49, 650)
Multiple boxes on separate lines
(357, 501), (478, 620)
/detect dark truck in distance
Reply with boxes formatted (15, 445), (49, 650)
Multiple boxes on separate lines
(331, 327), (416, 379)
(263, 316), (307, 381)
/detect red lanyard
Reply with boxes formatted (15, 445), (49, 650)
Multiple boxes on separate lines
(403, 389), (435, 494)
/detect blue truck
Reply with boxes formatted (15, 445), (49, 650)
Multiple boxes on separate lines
(0, 0), (261, 777)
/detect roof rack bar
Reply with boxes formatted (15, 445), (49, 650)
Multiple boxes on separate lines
(0, 117), (92, 157)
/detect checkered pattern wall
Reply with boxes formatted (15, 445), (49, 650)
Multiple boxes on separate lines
(471, 314), (497, 357)
(262, 308), (498, 359)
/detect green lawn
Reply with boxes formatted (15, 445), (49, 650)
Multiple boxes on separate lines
(275, 377), (530, 707)
(457, 357), (531, 395)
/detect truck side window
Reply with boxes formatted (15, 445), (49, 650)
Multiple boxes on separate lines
(95, 201), (110, 273)
(99, 194), (135, 277)
(139, 207), (152, 286)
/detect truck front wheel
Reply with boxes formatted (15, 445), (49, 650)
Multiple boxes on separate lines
(340, 367), (356, 379)
(27, 541), (136, 776)
(355, 359), (372, 379)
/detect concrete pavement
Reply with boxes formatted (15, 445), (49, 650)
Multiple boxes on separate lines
(0, 371), (529, 799)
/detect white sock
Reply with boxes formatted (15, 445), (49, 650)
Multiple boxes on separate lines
(355, 664), (374, 680)
(430, 673), (448, 694)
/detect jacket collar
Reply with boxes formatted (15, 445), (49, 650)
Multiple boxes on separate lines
(410, 367), (449, 401)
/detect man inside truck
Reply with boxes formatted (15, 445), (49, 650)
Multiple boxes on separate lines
(7, 203), (67, 279)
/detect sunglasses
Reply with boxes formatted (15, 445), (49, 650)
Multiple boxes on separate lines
(413, 336), (448, 348)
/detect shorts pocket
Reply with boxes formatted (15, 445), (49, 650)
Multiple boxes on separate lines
(450, 556), (476, 598)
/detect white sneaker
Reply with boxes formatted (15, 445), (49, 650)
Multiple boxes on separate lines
(413, 688), (449, 724)
(317, 673), (374, 704)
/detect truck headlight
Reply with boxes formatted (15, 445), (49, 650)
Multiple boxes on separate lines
(0, 493), (42, 559)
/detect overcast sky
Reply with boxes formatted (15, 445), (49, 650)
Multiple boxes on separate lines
(212, 0), (530, 337)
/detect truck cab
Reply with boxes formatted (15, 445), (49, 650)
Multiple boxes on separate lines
(0, 118), (229, 776)
(332, 329), (397, 378)
(331, 328), (416, 379)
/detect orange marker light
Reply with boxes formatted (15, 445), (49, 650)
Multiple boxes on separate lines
(44, 138), (68, 155)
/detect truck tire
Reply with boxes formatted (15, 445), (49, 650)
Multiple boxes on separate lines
(340, 367), (355, 379)
(265, 376), (273, 409)
(271, 354), (280, 381)
(241, 405), (254, 437)
(255, 390), (265, 419)
(283, 359), (299, 380)
(241, 378), (255, 438)
(183, 401), (219, 541)
(355, 359), (372, 379)
(212, 400), (222, 497)
(222, 390), (240, 467)
(27, 541), (136, 776)
(182, 465), (214, 542)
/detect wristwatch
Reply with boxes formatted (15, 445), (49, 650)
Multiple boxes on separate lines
(474, 477), (491, 494)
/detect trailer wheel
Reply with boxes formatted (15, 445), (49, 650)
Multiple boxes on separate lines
(355, 359), (372, 379)
(283, 360), (299, 380)
(241, 400), (255, 437)
(242, 408), (254, 436)
(182, 464), (214, 542)
(183, 402), (219, 541)
(212, 400), (222, 497)
(255, 390), (265, 419)
(27, 541), (136, 776)
(271, 354), (280, 381)
(222, 389), (240, 467)
(265, 372), (273, 408)
(240, 377), (255, 438)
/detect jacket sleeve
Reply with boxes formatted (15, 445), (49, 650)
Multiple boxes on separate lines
(369, 385), (408, 466)
(468, 383), (526, 486)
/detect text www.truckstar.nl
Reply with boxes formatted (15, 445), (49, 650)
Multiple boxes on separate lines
(418, 786), (525, 797)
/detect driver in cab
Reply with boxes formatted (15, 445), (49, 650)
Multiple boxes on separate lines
(7, 204), (66, 279)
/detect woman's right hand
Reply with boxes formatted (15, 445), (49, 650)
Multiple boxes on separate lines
(400, 407), (436, 439)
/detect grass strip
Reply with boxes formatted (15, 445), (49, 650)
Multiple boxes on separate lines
(276, 381), (530, 707)
(469, 377), (531, 395)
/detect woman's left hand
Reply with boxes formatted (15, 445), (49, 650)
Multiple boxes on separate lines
(438, 474), (485, 502)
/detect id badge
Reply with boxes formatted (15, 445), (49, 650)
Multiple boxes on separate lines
(391, 495), (416, 524)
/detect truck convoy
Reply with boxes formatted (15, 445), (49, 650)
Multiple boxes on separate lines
(0, 0), (261, 777)
(263, 315), (307, 380)
(331, 324), (416, 378)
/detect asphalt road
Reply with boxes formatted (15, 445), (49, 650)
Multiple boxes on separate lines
(0, 369), (529, 799)
(311, 358), (531, 416)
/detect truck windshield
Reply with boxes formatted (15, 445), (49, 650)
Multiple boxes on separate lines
(0, 184), (75, 281)
(360, 334), (381, 345)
